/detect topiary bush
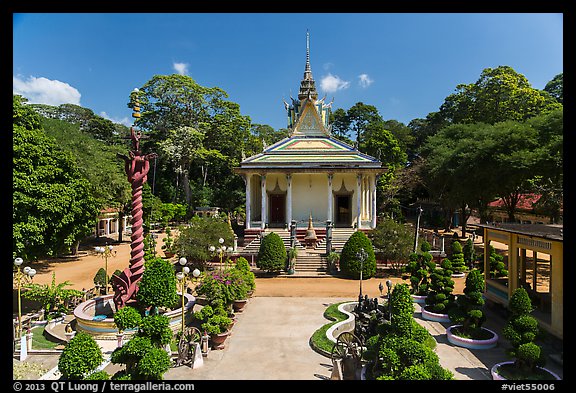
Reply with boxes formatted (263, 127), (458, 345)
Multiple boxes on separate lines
(138, 314), (172, 347)
(450, 240), (466, 274)
(256, 232), (287, 273)
(448, 269), (487, 339)
(502, 287), (545, 372)
(463, 238), (476, 270)
(424, 258), (455, 314)
(364, 283), (452, 380)
(488, 245), (508, 278)
(339, 231), (376, 279)
(136, 257), (178, 310)
(93, 267), (108, 287)
(402, 240), (434, 295)
(58, 332), (104, 380)
(114, 305), (142, 333)
(136, 347), (172, 380)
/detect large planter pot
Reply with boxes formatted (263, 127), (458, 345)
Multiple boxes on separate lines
(233, 299), (248, 313)
(421, 306), (451, 323)
(210, 330), (231, 350)
(411, 294), (427, 305)
(451, 272), (466, 278)
(446, 325), (499, 349)
(491, 361), (561, 380)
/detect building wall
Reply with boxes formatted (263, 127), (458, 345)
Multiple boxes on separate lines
(291, 173), (329, 223)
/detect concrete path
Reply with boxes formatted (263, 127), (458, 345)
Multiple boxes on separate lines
(164, 297), (345, 380)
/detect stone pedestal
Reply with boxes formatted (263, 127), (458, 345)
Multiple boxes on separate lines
(19, 335), (28, 361)
(192, 343), (204, 368)
(65, 331), (76, 342)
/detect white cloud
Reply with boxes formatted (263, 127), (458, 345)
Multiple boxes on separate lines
(358, 74), (374, 88)
(320, 73), (350, 93)
(13, 75), (81, 106)
(173, 62), (189, 75)
(100, 111), (132, 127)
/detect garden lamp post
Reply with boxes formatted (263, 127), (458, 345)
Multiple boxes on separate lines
(95, 244), (116, 294)
(355, 248), (367, 301)
(413, 206), (423, 253)
(177, 257), (190, 334)
(191, 268), (201, 295)
(13, 257), (36, 337)
(386, 279), (392, 318)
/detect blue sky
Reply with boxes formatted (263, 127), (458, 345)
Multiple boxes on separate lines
(13, 13), (563, 131)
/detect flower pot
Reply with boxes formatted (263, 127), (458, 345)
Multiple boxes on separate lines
(421, 306), (451, 323)
(490, 361), (561, 380)
(210, 330), (231, 350)
(446, 325), (499, 349)
(163, 251), (175, 258)
(451, 272), (466, 278)
(233, 299), (248, 313)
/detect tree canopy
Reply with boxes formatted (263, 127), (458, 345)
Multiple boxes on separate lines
(13, 95), (100, 260)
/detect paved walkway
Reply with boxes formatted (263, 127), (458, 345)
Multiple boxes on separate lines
(16, 296), (563, 381)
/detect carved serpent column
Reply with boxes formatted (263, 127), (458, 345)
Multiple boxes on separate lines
(113, 127), (157, 309)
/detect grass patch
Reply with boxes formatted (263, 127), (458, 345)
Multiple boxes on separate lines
(29, 326), (62, 350)
(310, 301), (350, 355)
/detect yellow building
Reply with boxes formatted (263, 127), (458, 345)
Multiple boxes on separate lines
(479, 223), (563, 339)
(235, 33), (386, 236)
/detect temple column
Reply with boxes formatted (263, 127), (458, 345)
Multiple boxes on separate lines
(286, 174), (292, 227)
(371, 175), (378, 229)
(245, 174), (252, 229)
(261, 174), (267, 229)
(356, 174), (362, 230)
(327, 174), (333, 223)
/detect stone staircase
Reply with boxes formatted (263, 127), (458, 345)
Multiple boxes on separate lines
(313, 228), (356, 253)
(240, 229), (305, 255)
(293, 250), (327, 274)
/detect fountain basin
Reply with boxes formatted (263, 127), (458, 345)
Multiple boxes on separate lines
(73, 293), (195, 339)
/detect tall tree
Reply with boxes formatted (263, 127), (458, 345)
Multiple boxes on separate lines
(13, 95), (100, 260)
(438, 66), (561, 125)
(544, 73), (563, 104)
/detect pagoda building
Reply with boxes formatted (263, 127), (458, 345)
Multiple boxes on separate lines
(235, 33), (386, 235)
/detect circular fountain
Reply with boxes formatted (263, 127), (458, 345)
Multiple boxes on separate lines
(73, 293), (195, 339)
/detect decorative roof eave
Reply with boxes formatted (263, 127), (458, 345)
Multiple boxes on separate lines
(233, 165), (387, 175)
(476, 223), (563, 242)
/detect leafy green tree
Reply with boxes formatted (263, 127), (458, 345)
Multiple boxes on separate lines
(173, 216), (235, 269)
(544, 73), (563, 104)
(22, 272), (84, 319)
(370, 217), (414, 273)
(449, 240), (466, 274)
(438, 66), (561, 125)
(463, 238), (476, 269)
(339, 231), (376, 279)
(13, 95), (100, 260)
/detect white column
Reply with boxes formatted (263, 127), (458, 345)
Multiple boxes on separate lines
(261, 174), (267, 229)
(356, 174), (362, 230)
(371, 175), (378, 229)
(286, 174), (292, 227)
(327, 174), (333, 223)
(245, 174), (252, 229)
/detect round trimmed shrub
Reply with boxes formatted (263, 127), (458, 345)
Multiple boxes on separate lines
(425, 259), (455, 314)
(114, 305), (142, 332)
(85, 370), (110, 380)
(58, 332), (103, 380)
(257, 232), (286, 273)
(139, 314), (172, 346)
(136, 257), (178, 309)
(508, 287), (534, 317)
(339, 231), (376, 279)
(93, 267), (108, 287)
(136, 347), (171, 380)
(448, 269), (486, 337)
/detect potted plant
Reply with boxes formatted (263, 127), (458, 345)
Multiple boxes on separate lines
(402, 240), (435, 304)
(234, 257), (256, 297)
(422, 258), (456, 322)
(447, 269), (499, 349)
(492, 287), (560, 380)
(287, 247), (298, 275)
(193, 304), (232, 350)
(161, 226), (175, 258)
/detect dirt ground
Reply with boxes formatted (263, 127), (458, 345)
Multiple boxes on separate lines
(16, 231), (466, 300)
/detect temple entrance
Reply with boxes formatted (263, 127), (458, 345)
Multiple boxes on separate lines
(335, 195), (351, 227)
(269, 194), (286, 227)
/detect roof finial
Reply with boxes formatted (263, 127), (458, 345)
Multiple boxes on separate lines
(298, 30), (317, 101)
(306, 29), (310, 72)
